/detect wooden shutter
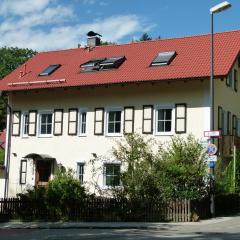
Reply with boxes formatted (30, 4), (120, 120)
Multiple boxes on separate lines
(142, 105), (153, 134)
(218, 106), (223, 130)
(232, 115), (237, 136)
(175, 103), (187, 134)
(94, 108), (104, 135)
(54, 109), (63, 136)
(28, 110), (37, 136)
(68, 108), (78, 135)
(124, 107), (134, 134)
(12, 111), (21, 136)
(20, 160), (27, 184)
(234, 69), (238, 92)
(227, 111), (231, 135)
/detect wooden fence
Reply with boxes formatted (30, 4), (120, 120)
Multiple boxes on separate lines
(0, 197), (210, 222)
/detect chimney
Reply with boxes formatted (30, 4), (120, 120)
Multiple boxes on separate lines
(86, 31), (102, 47)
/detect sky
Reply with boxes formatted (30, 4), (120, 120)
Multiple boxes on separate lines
(0, 0), (240, 51)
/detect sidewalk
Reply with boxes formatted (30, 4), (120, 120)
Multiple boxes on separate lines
(0, 216), (235, 229)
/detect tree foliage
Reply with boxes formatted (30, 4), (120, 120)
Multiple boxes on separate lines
(113, 134), (208, 201)
(0, 47), (37, 131)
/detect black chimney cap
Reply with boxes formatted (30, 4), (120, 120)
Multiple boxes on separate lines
(87, 31), (102, 37)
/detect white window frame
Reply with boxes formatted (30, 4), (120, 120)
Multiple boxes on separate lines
(38, 110), (54, 137)
(77, 162), (85, 184)
(155, 105), (175, 136)
(21, 112), (29, 138)
(103, 162), (121, 188)
(78, 108), (88, 137)
(106, 107), (123, 137)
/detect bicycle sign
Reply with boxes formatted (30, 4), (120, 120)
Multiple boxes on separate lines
(207, 144), (218, 156)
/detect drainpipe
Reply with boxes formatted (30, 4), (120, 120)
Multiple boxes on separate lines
(0, 91), (12, 198)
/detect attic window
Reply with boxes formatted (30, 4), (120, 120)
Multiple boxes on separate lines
(80, 56), (125, 72)
(80, 58), (106, 72)
(39, 64), (61, 76)
(151, 51), (176, 66)
(99, 56), (125, 70)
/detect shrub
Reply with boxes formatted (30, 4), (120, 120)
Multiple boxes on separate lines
(0, 149), (4, 165)
(113, 134), (209, 201)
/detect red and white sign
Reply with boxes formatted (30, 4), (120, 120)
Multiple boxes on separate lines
(204, 130), (221, 138)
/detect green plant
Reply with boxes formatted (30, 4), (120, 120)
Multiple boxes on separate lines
(112, 134), (209, 201)
(0, 149), (4, 165)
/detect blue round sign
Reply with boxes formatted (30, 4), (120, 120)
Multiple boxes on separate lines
(207, 144), (218, 156)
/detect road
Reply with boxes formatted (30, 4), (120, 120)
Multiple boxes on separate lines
(1, 216), (240, 239)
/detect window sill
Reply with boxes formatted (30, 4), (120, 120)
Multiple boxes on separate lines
(78, 134), (87, 137)
(106, 133), (122, 137)
(38, 134), (53, 138)
(102, 185), (122, 190)
(155, 132), (174, 136)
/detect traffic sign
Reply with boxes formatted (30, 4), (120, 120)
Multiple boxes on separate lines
(207, 155), (217, 162)
(204, 130), (221, 138)
(209, 161), (215, 168)
(207, 144), (218, 156)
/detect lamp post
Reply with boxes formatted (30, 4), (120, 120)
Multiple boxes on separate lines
(209, 1), (231, 217)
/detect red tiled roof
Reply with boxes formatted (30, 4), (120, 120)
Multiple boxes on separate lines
(0, 30), (240, 92)
(0, 130), (6, 150)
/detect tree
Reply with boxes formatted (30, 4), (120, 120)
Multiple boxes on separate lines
(0, 47), (37, 131)
(113, 134), (208, 201)
(139, 33), (152, 41)
(100, 40), (115, 45)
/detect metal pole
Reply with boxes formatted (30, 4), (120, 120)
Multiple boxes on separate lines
(209, 12), (215, 218)
(233, 145), (236, 192)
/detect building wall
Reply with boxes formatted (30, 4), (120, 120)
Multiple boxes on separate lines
(0, 169), (5, 197)
(6, 79), (210, 197)
(214, 59), (240, 133)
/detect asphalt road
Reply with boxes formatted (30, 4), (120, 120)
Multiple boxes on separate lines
(1, 216), (240, 239)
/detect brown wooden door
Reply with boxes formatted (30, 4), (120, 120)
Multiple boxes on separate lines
(35, 160), (52, 187)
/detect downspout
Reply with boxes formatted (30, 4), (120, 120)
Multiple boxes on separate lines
(2, 93), (12, 198)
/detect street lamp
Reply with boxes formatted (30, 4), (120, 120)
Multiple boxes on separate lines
(209, 1), (231, 218)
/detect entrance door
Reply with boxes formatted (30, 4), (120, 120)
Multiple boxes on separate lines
(35, 160), (52, 187)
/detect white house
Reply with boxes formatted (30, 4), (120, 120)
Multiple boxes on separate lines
(0, 30), (240, 197)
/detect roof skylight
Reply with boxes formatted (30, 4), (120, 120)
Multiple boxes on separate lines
(151, 51), (176, 66)
(39, 64), (61, 76)
(80, 56), (125, 72)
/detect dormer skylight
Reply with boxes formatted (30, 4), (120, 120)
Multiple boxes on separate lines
(99, 56), (126, 70)
(151, 51), (176, 67)
(39, 64), (61, 76)
(80, 58), (106, 72)
(80, 56), (125, 72)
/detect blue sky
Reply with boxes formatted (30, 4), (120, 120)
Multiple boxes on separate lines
(0, 0), (239, 51)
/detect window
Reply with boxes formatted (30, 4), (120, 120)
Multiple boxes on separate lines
(104, 164), (120, 187)
(22, 113), (29, 137)
(99, 56), (125, 70)
(237, 118), (240, 137)
(39, 64), (61, 76)
(218, 106), (223, 131)
(20, 160), (27, 184)
(107, 110), (122, 135)
(77, 163), (84, 184)
(39, 112), (53, 136)
(79, 110), (87, 136)
(156, 108), (173, 134)
(151, 51), (176, 66)
(80, 56), (126, 72)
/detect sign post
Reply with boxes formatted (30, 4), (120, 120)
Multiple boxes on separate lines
(205, 137), (219, 218)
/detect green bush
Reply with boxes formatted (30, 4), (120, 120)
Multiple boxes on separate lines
(113, 134), (208, 201)
(0, 149), (4, 165)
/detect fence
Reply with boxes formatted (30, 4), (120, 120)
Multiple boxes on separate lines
(0, 197), (210, 222)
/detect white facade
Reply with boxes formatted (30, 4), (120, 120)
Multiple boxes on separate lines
(3, 79), (212, 197)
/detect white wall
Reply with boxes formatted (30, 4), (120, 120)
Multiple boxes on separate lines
(6, 79), (210, 197)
